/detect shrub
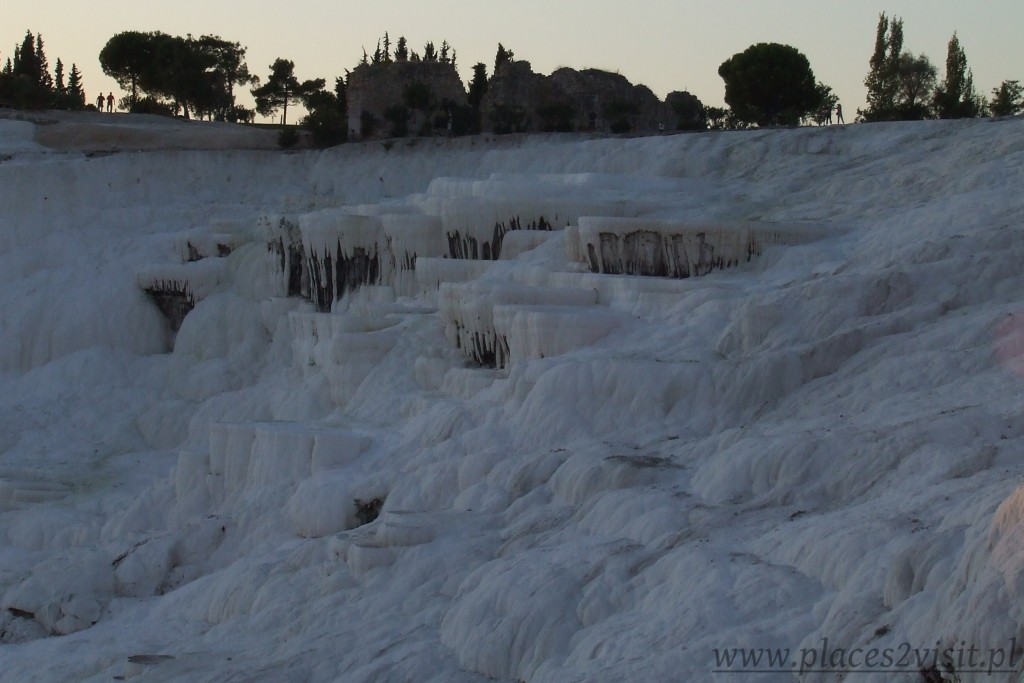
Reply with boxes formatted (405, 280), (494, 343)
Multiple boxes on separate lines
(277, 127), (299, 148)
(129, 96), (175, 117)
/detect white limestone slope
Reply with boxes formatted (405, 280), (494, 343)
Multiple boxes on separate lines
(0, 115), (1023, 682)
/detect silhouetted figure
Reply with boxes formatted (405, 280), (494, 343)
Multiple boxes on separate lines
(106, 93), (114, 113)
(96, 94), (104, 110)
(836, 103), (844, 124)
(825, 106), (833, 125)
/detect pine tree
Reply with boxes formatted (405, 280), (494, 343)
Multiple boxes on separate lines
(35, 33), (52, 89)
(395, 36), (408, 62)
(440, 40), (450, 64)
(251, 58), (324, 126)
(14, 31), (39, 81)
(423, 42), (437, 62)
(54, 57), (65, 94)
(933, 33), (982, 118)
(67, 63), (85, 107)
(382, 33), (391, 64)
(990, 80), (1023, 117)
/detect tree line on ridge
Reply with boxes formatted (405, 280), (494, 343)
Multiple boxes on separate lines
(0, 15), (1020, 148)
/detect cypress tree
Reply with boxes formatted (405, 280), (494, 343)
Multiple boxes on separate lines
(467, 63), (488, 110)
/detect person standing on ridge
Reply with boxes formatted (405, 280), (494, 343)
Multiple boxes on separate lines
(106, 93), (114, 113)
(836, 103), (844, 124)
(96, 93), (104, 111)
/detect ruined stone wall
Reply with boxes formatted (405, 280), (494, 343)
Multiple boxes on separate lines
(346, 62), (467, 140)
(480, 61), (551, 134)
(481, 63), (673, 135)
(548, 68), (672, 133)
(347, 59), (682, 139)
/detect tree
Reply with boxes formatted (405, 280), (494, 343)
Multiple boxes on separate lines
(491, 103), (528, 134)
(395, 36), (408, 62)
(895, 53), (936, 119)
(603, 99), (640, 133)
(423, 42), (437, 62)
(50, 57), (83, 110)
(467, 63), (488, 109)
(403, 82), (435, 136)
(251, 58), (324, 126)
(148, 34), (223, 119)
(35, 34), (52, 90)
(99, 31), (158, 107)
(53, 58), (65, 94)
(718, 42), (820, 127)
(666, 90), (706, 130)
(990, 80), (1023, 117)
(807, 82), (838, 125)
(2, 30), (52, 108)
(190, 36), (256, 121)
(101, 31), (253, 120)
(494, 43), (514, 74)
(536, 101), (575, 132)
(383, 104), (410, 137)
(933, 33), (983, 119)
(860, 16), (953, 121)
(334, 75), (347, 117)
(403, 81), (433, 111)
(301, 87), (346, 147)
(66, 63), (85, 106)
(13, 31), (40, 82)
(465, 63), (488, 134)
(704, 106), (731, 130)
(861, 13), (903, 121)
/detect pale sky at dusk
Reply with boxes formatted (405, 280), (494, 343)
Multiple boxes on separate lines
(6, 1), (1023, 119)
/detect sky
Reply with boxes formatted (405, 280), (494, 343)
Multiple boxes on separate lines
(5, 0), (1024, 121)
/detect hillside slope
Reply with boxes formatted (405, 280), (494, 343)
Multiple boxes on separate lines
(1, 115), (1023, 682)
